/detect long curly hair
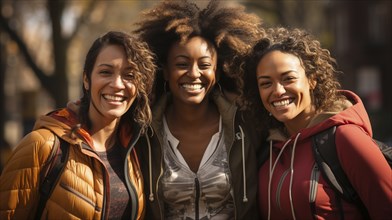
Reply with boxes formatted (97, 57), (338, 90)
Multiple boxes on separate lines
(133, 0), (264, 106)
(244, 27), (345, 130)
(80, 31), (156, 133)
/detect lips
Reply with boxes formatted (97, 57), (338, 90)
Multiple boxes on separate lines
(103, 94), (127, 102)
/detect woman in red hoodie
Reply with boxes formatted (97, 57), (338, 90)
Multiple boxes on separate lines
(244, 27), (391, 219)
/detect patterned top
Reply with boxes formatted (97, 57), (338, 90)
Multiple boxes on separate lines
(160, 117), (234, 220)
(97, 145), (131, 219)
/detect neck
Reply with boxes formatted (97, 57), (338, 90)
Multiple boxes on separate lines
(166, 98), (218, 129)
(284, 107), (316, 135)
(89, 114), (119, 152)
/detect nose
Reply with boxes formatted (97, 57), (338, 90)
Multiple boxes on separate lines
(187, 64), (201, 78)
(272, 82), (286, 96)
(110, 74), (125, 89)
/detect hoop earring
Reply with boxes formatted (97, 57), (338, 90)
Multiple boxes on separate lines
(164, 81), (168, 93)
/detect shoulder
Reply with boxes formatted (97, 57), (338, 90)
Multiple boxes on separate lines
(335, 124), (371, 148)
(334, 124), (387, 168)
(5, 129), (57, 171)
(0, 129), (57, 205)
(333, 125), (392, 218)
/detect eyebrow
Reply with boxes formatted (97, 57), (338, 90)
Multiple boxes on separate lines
(97, 63), (113, 67)
(257, 70), (296, 79)
(174, 55), (212, 59)
(97, 63), (134, 70)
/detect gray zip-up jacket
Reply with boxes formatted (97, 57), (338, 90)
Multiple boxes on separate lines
(136, 90), (262, 219)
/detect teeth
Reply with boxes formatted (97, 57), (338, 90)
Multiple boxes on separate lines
(103, 94), (125, 102)
(272, 99), (291, 107)
(182, 84), (203, 90)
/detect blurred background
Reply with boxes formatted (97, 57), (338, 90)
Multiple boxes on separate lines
(1, 0), (391, 171)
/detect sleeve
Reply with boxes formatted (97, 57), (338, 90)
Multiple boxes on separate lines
(0, 129), (56, 220)
(335, 124), (392, 219)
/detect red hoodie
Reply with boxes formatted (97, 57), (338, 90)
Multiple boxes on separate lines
(258, 90), (392, 220)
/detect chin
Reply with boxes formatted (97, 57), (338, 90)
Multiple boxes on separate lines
(106, 109), (127, 118)
(273, 115), (292, 123)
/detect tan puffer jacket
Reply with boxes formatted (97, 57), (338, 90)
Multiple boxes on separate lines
(0, 109), (144, 220)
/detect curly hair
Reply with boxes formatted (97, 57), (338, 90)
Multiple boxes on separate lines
(80, 31), (156, 133)
(133, 0), (264, 105)
(244, 27), (345, 130)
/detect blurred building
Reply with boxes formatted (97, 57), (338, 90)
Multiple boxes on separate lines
(330, 0), (391, 142)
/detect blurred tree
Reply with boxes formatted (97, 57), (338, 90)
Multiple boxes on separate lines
(0, 0), (97, 108)
(0, 0), (98, 170)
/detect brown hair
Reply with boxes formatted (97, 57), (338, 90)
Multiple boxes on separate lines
(245, 27), (345, 130)
(80, 31), (156, 133)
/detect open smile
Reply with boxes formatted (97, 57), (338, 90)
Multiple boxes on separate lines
(271, 98), (294, 107)
(103, 94), (127, 102)
(180, 83), (204, 91)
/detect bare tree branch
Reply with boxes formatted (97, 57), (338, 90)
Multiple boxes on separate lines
(0, 14), (52, 86)
(67, 0), (98, 43)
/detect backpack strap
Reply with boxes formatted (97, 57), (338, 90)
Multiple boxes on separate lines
(35, 133), (69, 219)
(311, 126), (370, 219)
(374, 140), (392, 167)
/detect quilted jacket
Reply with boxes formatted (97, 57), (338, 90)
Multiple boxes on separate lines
(0, 108), (144, 220)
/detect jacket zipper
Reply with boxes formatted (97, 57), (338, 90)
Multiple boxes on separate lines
(124, 151), (138, 220)
(153, 132), (165, 219)
(195, 177), (200, 220)
(125, 130), (142, 220)
(59, 182), (101, 211)
(227, 113), (238, 218)
(80, 142), (109, 220)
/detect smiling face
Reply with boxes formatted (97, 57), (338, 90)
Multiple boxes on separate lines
(84, 44), (137, 125)
(256, 50), (316, 133)
(164, 36), (217, 106)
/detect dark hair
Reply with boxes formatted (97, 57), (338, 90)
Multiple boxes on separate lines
(133, 0), (264, 105)
(80, 31), (156, 133)
(244, 27), (345, 130)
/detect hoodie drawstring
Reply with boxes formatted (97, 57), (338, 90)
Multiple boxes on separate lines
(289, 133), (301, 220)
(238, 125), (248, 202)
(146, 134), (154, 202)
(267, 133), (301, 220)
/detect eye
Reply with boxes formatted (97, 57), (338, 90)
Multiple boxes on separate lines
(258, 80), (271, 88)
(199, 63), (212, 70)
(99, 69), (111, 75)
(123, 71), (135, 81)
(283, 75), (297, 83)
(175, 63), (188, 69)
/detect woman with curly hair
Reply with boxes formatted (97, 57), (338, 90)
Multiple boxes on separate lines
(0, 31), (156, 220)
(245, 27), (391, 219)
(133, 0), (264, 219)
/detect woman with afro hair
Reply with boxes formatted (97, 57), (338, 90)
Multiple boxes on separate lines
(133, 0), (265, 219)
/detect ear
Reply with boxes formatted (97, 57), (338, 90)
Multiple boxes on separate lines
(83, 73), (89, 90)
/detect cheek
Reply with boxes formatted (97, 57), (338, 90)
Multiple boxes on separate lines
(258, 88), (269, 108)
(127, 83), (137, 97)
(206, 70), (216, 82)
